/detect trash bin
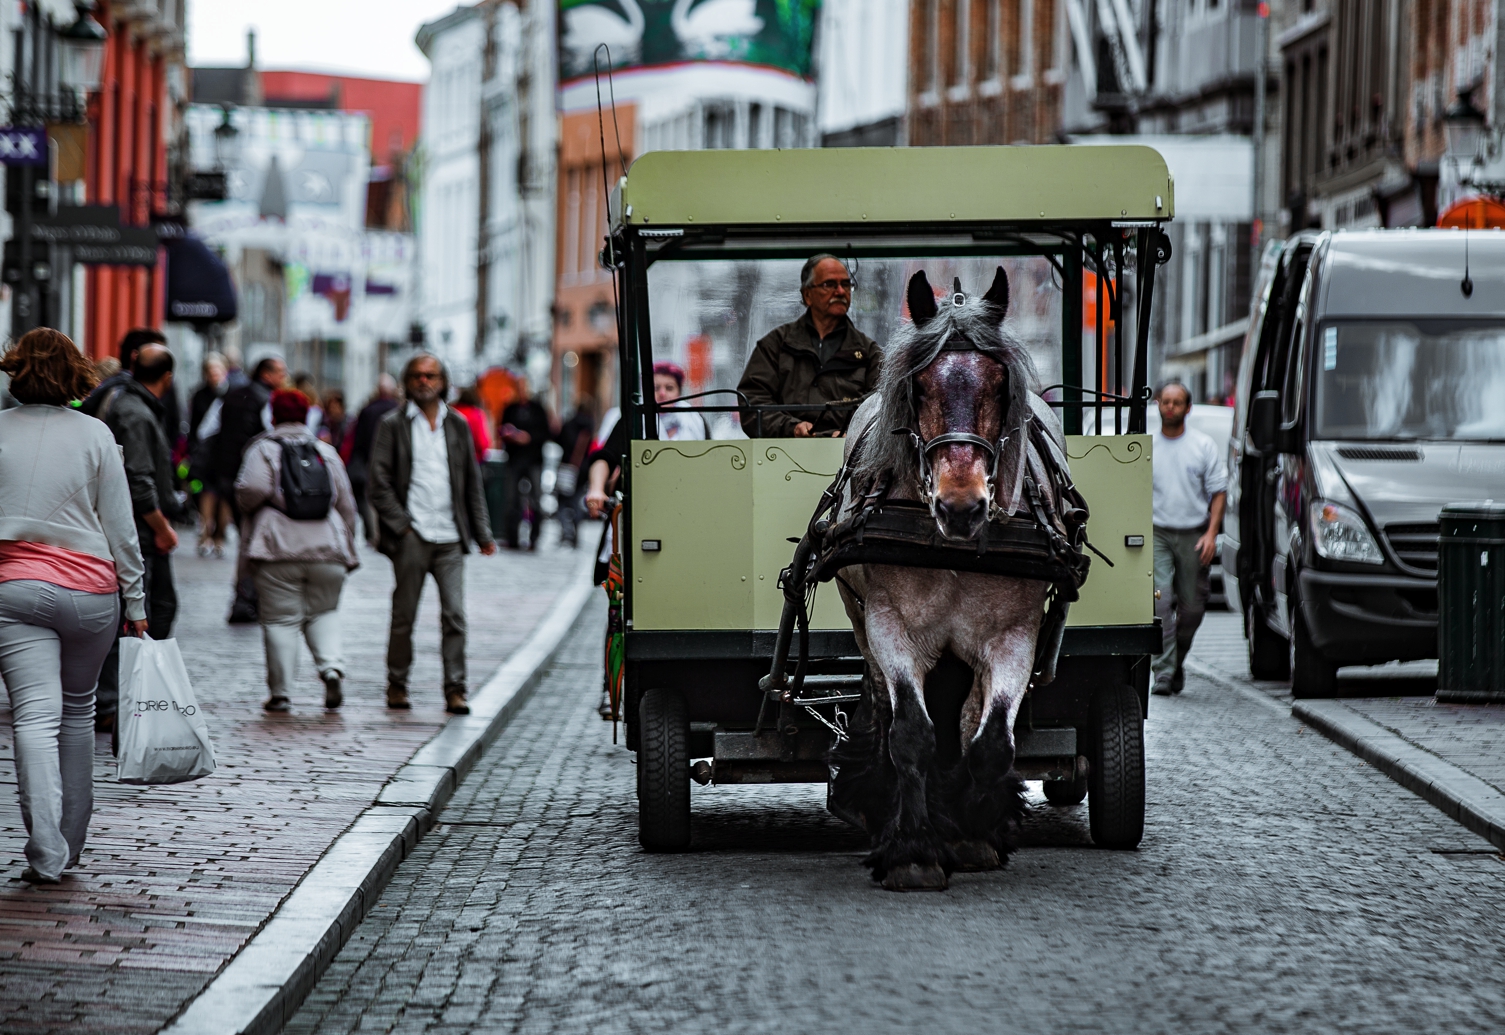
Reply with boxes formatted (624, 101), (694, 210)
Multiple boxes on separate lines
(482, 458), (509, 544)
(1437, 501), (1505, 702)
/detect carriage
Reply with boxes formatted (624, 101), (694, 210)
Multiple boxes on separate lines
(604, 145), (1172, 855)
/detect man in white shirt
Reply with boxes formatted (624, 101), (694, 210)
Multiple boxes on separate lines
(1151, 381), (1227, 696)
(368, 354), (496, 715)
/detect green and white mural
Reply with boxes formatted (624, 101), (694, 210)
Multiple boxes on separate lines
(559, 0), (820, 81)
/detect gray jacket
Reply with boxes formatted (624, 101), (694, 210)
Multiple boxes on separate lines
(0, 405), (147, 619)
(235, 424), (360, 570)
(96, 377), (185, 553)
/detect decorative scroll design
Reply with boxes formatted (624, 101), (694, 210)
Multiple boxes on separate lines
(1068, 439), (1145, 465)
(639, 443), (747, 470)
(764, 446), (840, 482)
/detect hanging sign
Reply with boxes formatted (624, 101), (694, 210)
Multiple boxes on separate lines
(0, 127), (47, 166)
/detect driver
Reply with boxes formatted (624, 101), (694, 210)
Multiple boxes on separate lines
(737, 254), (879, 437)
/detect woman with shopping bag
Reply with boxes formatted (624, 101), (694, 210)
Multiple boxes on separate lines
(235, 389), (360, 712)
(0, 329), (148, 884)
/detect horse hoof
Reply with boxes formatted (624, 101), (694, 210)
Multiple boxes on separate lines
(948, 841), (1000, 871)
(881, 863), (948, 891)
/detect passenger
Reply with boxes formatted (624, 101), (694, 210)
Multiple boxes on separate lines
(651, 362), (707, 441)
(737, 254), (879, 437)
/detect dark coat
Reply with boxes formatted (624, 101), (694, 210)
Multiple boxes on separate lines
(210, 379), (272, 481)
(368, 406), (493, 556)
(93, 378), (185, 553)
(736, 310), (879, 437)
(500, 397), (551, 468)
(347, 396), (399, 485)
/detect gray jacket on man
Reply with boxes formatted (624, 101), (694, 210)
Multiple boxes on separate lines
(368, 406), (493, 557)
(235, 424), (361, 570)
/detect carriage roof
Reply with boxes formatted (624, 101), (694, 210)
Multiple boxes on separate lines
(616, 145), (1175, 229)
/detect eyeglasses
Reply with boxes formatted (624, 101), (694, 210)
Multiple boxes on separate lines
(810, 278), (854, 293)
(408, 371), (442, 381)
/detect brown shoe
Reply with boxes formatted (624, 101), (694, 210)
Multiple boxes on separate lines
(386, 686), (411, 710)
(444, 689), (470, 715)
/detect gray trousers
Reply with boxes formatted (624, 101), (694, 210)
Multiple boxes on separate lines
(253, 561), (348, 697)
(387, 534), (467, 693)
(1153, 526), (1212, 690)
(0, 580), (119, 878)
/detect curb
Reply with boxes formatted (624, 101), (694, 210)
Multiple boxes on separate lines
(161, 548), (600, 1035)
(1293, 699), (1505, 853)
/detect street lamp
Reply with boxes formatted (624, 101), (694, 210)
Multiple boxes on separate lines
(59, 0), (107, 95)
(1444, 88), (1488, 170)
(213, 107), (240, 169)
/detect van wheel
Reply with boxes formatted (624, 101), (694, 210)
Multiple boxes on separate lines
(1289, 610), (1337, 699)
(1246, 604), (1290, 681)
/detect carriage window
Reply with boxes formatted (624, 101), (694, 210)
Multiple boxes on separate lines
(645, 255), (1068, 438)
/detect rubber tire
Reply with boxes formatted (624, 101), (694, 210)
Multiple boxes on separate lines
(1288, 609), (1338, 699)
(1087, 682), (1145, 849)
(1043, 775), (1088, 806)
(637, 688), (691, 851)
(1246, 603), (1290, 681)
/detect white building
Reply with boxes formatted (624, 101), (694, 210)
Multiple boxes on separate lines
(416, 1), (557, 388)
(816, 0), (909, 146)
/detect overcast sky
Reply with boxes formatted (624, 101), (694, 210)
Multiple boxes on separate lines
(187, 0), (465, 81)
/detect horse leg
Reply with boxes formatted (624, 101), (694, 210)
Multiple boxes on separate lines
(954, 636), (1036, 862)
(828, 665), (894, 833)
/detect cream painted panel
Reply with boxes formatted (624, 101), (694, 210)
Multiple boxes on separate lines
(749, 441), (847, 630)
(1065, 435), (1155, 626)
(630, 441), (755, 630)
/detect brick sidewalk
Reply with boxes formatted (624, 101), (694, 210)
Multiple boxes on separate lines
(0, 533), (591, 1034)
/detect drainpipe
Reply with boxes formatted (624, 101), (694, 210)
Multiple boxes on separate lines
(1251, 2), (1268, 276)
(475, 1), (499, 361)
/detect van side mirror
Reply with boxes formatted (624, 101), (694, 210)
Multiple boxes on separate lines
(1250, 390), (1280, 453)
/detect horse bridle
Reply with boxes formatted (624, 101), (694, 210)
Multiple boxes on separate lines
(899, 300), (1014, 522)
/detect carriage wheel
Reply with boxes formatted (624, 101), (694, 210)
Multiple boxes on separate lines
(1088, 682), (1145, 849)
(637, 688), (691, 851)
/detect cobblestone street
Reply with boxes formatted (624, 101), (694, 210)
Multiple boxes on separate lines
(286, 605), (1505, 1035)
(0, 537), (587, 1034)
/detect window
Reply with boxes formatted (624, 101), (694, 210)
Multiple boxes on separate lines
(982, 0), (1001, 79)
(951, 0), (970, 89)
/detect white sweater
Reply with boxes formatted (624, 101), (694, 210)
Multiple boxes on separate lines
(0, 404), (147, 619)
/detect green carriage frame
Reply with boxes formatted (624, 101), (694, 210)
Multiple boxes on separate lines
(605, 145), (1174, 849)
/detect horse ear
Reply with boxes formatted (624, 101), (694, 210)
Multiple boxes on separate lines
(982, 266), (1010, 314)
(908, 270), (938, 326)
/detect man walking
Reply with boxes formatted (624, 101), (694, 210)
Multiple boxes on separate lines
(92, 345), (186, 729)
(499, 380), (551, 550)
(368, 354), (495, 715)
(346, 374), (399, 545)
(1151, 381), (1227, 696)
(212, 356), (287, 622)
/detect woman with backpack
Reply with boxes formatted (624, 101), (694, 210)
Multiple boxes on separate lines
(234, 389), (359, 712)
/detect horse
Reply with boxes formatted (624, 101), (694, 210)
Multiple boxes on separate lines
(827, 266), (1072, 891)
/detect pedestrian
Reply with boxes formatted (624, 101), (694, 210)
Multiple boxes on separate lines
(211, 356), (288, 623)
(499, 380), (551, 550)
(1151, 380), (1227, 696)
(82, 328), (181, 450)
(651, 362), (708, 440)
(293, 372), (323, 430)
(368, 354), (496, 715)
(317, 389), (350, 454)
(188, 353), (232, 558)
(346, 374), (400, 546)
(222, 344), (249, 389)
(451, 386), (493, 458)
(89, 343), (187, 731)
(235, 389), (360, 712)
(0, 329), (147, 883)
(554, 398), (595, 548)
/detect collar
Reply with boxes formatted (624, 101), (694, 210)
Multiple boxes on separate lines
(123, 376), (166, 416)
(405, 400), (448, 427)
(798, 308), (850, 344)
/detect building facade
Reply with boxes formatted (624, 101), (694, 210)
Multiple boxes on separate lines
(818, 0), (910, 146)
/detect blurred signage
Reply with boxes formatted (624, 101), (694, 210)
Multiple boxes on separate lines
(559, 0), (820, 82)
(31, 205), (160, 265)
(0, 127), (45, 166)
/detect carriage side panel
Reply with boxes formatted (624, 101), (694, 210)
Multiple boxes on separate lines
(1063, 434), (1155, 628)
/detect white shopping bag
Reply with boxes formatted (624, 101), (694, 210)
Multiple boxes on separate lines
(116, 637), (217, 784)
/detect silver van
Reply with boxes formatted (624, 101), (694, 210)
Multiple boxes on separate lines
(1225, 229), (1505, 696)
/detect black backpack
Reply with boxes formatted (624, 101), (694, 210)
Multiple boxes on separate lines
(278, 439), (333, 521)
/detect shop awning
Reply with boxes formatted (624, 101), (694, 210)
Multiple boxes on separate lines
(165, 234), (237, 325)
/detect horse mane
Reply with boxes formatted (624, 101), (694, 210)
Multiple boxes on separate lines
(853, 284), (1040, 513)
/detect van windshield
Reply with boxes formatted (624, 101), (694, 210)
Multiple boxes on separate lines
(1313, 320), (1505, 441)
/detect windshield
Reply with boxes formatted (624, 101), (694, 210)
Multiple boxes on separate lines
(645, 255), (1070, 438)
(1313, 319), (1505, 441)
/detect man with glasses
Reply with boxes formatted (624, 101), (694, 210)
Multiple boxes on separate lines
(737, 254), (879, 437)
(368, 353), (496, 715)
